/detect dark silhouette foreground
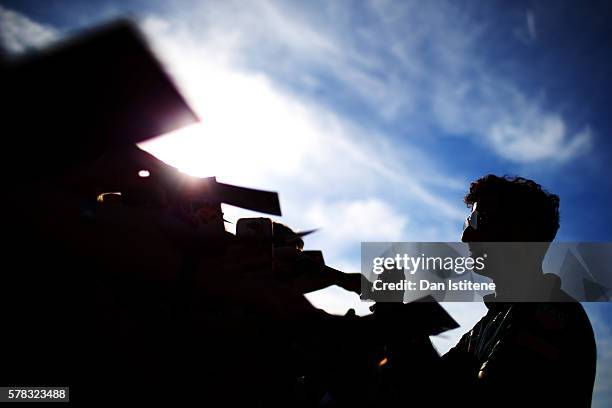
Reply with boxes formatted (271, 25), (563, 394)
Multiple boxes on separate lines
(0, 21), (454, 407)
(0, 21), (595, 407)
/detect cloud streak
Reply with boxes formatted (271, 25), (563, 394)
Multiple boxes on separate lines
(0, 5), (58, 54)
(152, 0), (591, 165)
(135, 12), (468, 236)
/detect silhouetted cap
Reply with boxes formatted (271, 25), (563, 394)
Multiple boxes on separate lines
(0, 20), (198, 179)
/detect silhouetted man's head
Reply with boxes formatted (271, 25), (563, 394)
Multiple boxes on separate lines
(461, 174), (559, 242)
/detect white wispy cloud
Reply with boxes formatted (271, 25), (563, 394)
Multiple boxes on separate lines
(489, 116), (592, 162)
(135, 12), (468, 229)
(157, 0), (590, 165)
(304, 198), (408, 257)
(0, 5), (58, 54)
(365, 1), (590, 164)
(515, 9), (538, 45)
(527, 10), (537, 41)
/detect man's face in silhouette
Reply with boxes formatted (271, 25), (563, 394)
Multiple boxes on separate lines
(460, 195), (528, 243)
(459, 175), (558, 282)
(461, 198), (549, 281)
(461, 200), (500, 243)
(461, 198), (516, 263)
(461, 201), (492, 261)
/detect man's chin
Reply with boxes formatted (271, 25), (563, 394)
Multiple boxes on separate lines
(467, 242), (486, 258)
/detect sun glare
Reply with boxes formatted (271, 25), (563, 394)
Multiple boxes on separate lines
(137, 50), (316, 187)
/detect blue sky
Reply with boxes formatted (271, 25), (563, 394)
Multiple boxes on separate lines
(1, 0), (611, 405)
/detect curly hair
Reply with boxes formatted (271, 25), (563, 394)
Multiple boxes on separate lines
(464, 174), (560, 241)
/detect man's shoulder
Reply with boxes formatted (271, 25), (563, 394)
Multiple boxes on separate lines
(518, 298), (593, 336)
(444, 299), (595, 357)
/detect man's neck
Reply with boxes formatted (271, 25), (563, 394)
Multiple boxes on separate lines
(492, 267), (546, 301)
